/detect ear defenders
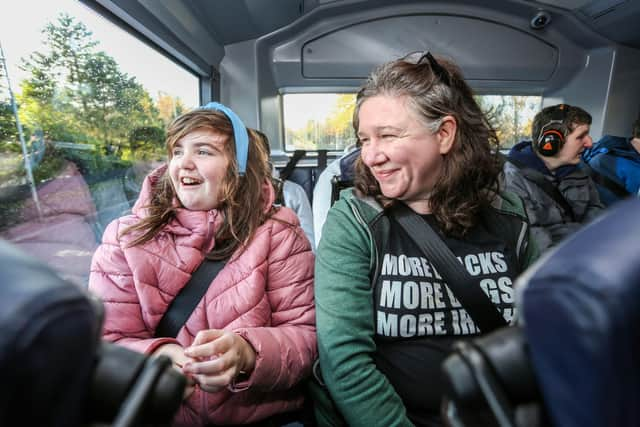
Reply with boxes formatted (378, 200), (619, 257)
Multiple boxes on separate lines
(200, 102), (249, 175)
(536, 104), (570, 157)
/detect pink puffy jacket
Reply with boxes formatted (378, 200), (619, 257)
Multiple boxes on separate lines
(89, 170), (316, 426)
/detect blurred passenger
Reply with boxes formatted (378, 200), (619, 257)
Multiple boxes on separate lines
(0, 143), (98, 287)
(91, 150), (165, 237)
(582, 118), (640, 206)
(89, 103), (316, 426)
(312, 53), (538, 427)
(503, 104), (604, 251)
(254, 129), (315, 248)
(122, 156), (165, 203)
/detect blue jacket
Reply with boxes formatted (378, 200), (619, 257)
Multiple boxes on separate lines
(582, 135), (640, 205)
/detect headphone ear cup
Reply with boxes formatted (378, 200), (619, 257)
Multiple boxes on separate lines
(537, 129), (564, 156)
(536, 105), (570, 157)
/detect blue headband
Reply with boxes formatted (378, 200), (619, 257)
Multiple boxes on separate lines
(200, 102), (249, 175)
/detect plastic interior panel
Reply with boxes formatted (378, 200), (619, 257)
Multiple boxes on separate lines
(300, 15), (557, 81)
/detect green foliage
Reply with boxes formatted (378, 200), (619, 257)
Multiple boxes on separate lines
(476, 95), (539, 149)
(31, 148), (67, 184)
(17, 13), (164, 165)
(127, 125), (166, 160)
(61, 148), (132, 181)
(1, 60), (18, 147)
(286, 94), (357, 151)
(0, 101), (17, 145)
(157, 93), (185, 126)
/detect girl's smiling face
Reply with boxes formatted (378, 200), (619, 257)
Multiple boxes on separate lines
(168, 129), (230, 211)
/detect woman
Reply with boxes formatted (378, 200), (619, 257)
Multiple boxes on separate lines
(313, 53), (538, 426)
(89, 103), (316, 426)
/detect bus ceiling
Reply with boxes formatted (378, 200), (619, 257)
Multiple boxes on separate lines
(80, 0), (640, 75)
(79, 0), (640, 140)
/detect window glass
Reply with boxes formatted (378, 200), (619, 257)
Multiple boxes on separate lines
(283, 93), (357, 151)
(0, 0), (198, 286)
(283, 93), (540, 152)
(475, 95), (542, 149)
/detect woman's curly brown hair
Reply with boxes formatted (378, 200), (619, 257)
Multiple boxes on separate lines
(353, 52), (502, 237)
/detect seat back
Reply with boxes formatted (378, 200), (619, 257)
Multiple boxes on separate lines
(0, 240), (186, 427)
(312, 147), (359, 246)
(521, 197), (640, 427)
(329, 147), (360, 206)
(276, 150), (330, 203)
(442, 198), (640, 427)
(0, 239), (100, 427)
(443, 327), (545, 427)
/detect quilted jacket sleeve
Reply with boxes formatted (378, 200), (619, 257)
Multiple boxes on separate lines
(89, 219), (179, 355)
(233, 220), (316, 391)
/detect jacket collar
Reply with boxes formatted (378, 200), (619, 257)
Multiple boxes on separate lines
(132, 164), (221, 252)
(508, 140), (577, 179)
(131, 164), (277, 253)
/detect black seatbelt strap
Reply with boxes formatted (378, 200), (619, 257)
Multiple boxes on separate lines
(317, 150), (328, 173)
(154, 258), (227, 338)
(279, 150), (306, 182)
(390, 203), (508, 332)
(507, 158), (575, 221)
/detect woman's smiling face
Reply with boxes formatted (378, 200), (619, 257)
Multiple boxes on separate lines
(358, 95), (450, 213)
(168, 128), (230, 211)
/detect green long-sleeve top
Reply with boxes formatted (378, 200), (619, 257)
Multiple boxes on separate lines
(314, 189), (538, 427)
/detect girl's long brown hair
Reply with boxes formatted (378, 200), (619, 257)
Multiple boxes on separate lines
(122, 109), (274, 260)
(353, 53), (502, 237)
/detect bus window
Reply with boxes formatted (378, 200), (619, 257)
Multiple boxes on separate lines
(476, 95), (542, 149)
(282, 93), (540, 152)
(283, 93), (357, 152)
(0, 1), (198, 287)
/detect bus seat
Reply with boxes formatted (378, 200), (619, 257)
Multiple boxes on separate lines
(283, 167), (315, 202)
(443, 327), (546, 427)
(0, 239), (185, 427)
(277, 149), (329, 204)
(312, 147), (359, 248)
(330, 147), (359, 206)
(442, 197), (640, 427)
(0, 239), (99, 427)
(520, 197), (640, 427)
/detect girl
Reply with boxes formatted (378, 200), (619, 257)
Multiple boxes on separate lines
(90, 103), (316, 426)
